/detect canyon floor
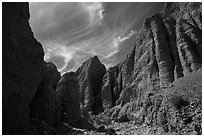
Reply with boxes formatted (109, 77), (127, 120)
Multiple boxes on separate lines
(61, 69), (202, 135)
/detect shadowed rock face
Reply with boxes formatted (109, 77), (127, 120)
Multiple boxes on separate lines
(55, 72), (81, 126)
(29, 62), (61, 126)
(2, 3), (44, 133)
(76, 56), (106, 114)
(45, 62), (61, 89)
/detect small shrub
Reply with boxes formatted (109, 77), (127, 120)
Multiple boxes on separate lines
(170, 95), (189, 110)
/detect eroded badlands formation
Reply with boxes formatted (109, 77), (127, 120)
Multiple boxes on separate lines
(2, 2), (202, 135)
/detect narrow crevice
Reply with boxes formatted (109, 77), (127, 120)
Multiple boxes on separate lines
(164, 18), (184, 79)
(145, 19), (160, 80)
(177, 24), (201, 73)
(162, 21), (176, 81)
(183, 19), (202, 35)
(183, 33), (202, 63)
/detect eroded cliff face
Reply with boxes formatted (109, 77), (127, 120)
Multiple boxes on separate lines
(2, 2), (202, 135)
(101, 66), (120, 109)
(101, 2), (202, 109)
(134, 2), (201, 88)
(98, 2), (202, 134)
(2, 3), (45, 133)
(76, 56), (106, 114)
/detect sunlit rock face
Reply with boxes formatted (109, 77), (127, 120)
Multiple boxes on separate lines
(106, 2), (202, 107)
(76, 56), (106, 114)
(2, 2), (45, 134)
(100, 2), (202, 135)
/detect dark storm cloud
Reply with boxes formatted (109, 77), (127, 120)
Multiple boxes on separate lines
(29, 2), (165, 74)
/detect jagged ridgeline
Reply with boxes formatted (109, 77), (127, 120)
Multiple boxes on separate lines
(2, 2), (202, 135)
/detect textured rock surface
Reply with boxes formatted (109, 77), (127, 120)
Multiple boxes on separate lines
(2, 2), (202, 135)
(93, 2), (202, 135)
(106, 2), (202, 107)
(101, 66), (119, 109)
(2, 3), (44, 133)
(29, 62), (61, 126)
(76, 56), (106, 114)
(116, 86), (134, 107)
(131, 2), (200, 88)
(55, 72), (81, 126)
(97, 69), (201, 135)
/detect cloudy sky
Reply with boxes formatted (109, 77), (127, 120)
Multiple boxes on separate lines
(29, 2), (165, 74)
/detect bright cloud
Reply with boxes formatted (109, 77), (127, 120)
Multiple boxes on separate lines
(29, 2), (165, 74)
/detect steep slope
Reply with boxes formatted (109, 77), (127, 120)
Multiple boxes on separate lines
(103, 69), (201, 135)
(101, 2), (202, 109)
(2, 3), (45, 134)
(97, 2), (202, 135)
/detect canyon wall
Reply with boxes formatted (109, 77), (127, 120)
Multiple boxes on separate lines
(2, 3), (45, 133)
(101, 2), (202, 109)
(2, 2), (202, 135)
(2, 3), (62, 134)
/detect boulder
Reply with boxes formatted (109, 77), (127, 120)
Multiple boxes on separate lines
(106, 128), (117, 135)
(96, 125), (106, 132)
(117, 114), (130, 123)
